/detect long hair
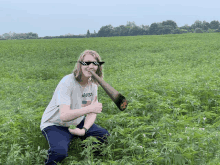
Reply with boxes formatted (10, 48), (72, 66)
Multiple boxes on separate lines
(73, 50), (104, 87)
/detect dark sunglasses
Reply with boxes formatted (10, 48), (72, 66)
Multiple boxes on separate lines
(79, 61), (105, 66)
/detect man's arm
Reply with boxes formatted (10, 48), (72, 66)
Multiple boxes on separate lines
(60, 105), (92, 122)
(83, 112), (97, 130)
(69, 94), (99, 135)
(68, 112), (97, 136)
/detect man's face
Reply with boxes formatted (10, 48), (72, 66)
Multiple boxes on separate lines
(81, 54), (98, 78)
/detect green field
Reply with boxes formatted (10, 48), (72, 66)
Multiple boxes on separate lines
(0, 33), (220, 165)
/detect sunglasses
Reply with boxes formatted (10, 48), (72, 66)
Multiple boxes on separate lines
(79, 61), (105, 66)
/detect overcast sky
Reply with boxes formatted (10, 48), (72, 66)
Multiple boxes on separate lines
(1, 0), (219, 37)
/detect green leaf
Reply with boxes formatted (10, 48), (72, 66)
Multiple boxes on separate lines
(69, 125), (77, 129)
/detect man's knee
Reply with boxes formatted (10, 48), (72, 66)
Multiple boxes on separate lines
(97, 130), (110, 144)
(51, 147), (68, 159)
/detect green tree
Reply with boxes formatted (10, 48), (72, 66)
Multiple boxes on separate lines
(112, 27), (121, 36)
(191, 20), (203, 29)
(97, 25), (114, 37)
(119, 25), (129, 36)
(90, 30), (97, 37)
(33, 33), (38, 38)
(180, 29), (188, 33)
(172, 28), (181, 34)
(163, 25), (173, 34)
(202, 21), (210, 31)
(139, 24), (149, 35)
(86, 30), (90, 38)
(157, 22), (164, 35)
(195, 28), (203, 33)
(162, 20), (177, 29)
(149, 23), (159, 35)
(129, 26), (141, 36)
(26, 32), (38, 39)
(2, 33), (10, 39)
(180, 24), (191, 32)
(210, 20), (220, 29)
(126, 21), (137, 29)
(215, 27), (220, 32)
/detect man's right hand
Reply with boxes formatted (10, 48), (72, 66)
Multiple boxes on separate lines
(89, 96), (102, 114)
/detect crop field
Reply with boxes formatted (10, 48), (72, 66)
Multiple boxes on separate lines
(0, 33), (220, 165)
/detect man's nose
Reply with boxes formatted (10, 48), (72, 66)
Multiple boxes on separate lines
(88, 63), (95, 67)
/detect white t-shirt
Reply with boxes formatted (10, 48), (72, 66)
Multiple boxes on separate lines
(40, 73), (98, 131)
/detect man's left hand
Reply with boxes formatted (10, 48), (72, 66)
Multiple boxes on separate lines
(69, 128), (86, 136)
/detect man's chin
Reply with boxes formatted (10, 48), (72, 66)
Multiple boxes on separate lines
(87, 72), (92, 76)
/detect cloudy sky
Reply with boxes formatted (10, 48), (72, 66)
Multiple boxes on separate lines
(1, 0), (219, 37)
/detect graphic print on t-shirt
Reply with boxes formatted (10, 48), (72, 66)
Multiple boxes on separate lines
(81, 92), (93, 108)
(82, 92), (93, 97)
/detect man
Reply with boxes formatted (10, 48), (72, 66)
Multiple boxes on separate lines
(40, 50), (110, 164)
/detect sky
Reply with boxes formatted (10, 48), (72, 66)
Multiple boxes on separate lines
(1, 0), (219, 37)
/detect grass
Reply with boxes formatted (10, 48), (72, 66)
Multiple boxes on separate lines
(0, 33), (220, 164)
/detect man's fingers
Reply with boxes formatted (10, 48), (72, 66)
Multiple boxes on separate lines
(69, 128), (85, 136)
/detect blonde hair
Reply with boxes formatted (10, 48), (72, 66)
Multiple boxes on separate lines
(73, 50), (104, 87)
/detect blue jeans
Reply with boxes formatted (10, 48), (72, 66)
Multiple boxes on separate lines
(42, 117), (110, 165)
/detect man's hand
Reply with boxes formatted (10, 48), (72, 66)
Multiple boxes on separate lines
(68, 128), (85, 136)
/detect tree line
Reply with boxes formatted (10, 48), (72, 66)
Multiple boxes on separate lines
(0, 20), (220, 40)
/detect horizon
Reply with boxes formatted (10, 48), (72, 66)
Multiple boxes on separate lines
(1, 0), (219, 37)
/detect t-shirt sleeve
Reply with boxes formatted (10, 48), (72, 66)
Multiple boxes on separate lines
(56, 77), (71, 106)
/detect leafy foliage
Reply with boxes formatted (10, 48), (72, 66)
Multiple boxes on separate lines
(1, 20), (220, 40)
(195, 28), (203, 33)
(0, 33), (220, 164)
